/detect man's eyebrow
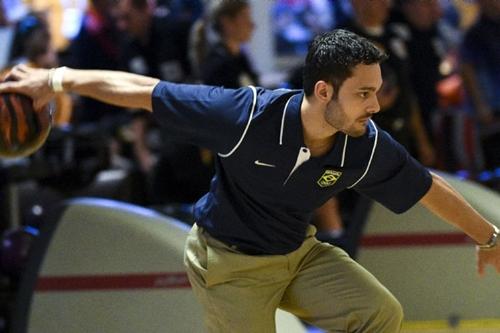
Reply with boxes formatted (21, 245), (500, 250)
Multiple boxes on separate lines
(357, 87), (378, 91)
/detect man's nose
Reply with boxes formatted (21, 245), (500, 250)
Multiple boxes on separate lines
(368, 96), (381, 114)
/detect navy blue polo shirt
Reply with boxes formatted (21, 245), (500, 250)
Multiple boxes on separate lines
(152, 82), (432, 254)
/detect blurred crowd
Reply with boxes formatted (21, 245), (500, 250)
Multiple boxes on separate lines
(0, 0), (499, 243)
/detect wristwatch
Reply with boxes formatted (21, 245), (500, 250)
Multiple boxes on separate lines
(477, 225), (499, 250)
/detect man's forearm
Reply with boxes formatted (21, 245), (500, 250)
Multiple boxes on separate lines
(420, 172), (495, 245)
(62, 68), (160, 111)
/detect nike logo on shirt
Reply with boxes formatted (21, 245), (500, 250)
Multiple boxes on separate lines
(254, 160), (276, 168)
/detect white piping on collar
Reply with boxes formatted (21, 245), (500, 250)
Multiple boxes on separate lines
(340, 134), (348, 168)
(283, 147), (311, 185)
(279, 95), (295, 146)
(347, 120), (378, 188)
(218, 85), (257, 158)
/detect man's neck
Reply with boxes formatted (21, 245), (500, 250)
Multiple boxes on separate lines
(301, 97), (339, 157)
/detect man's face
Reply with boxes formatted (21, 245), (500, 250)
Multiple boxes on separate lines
(324, 64), (382, 137)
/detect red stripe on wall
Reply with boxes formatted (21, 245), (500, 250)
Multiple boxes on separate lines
(35, 272), (191, 292)
(361, 232), (473, 248)
(34, 233), (473, 292)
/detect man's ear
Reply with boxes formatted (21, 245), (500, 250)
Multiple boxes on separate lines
(314, 81), (334, 103)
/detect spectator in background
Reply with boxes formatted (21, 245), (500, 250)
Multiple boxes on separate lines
(159, 0), (204, 72)
(9, 12), (54, 66)
(393, 0), (481, 172)
(67, 0), (123, 126)
(461, 0), (500, 169)
(343, 0), (435, 167)
(393, 0), (448, 141)
(190, 0), (258, 87)
(116, 0), (190, 82)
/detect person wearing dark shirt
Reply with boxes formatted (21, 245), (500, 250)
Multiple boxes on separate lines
(393, 0), (448, 138)
(68, 0), (122, 124)
(461, 0), (500, 169)
(116, 0), (190, 82)
(202, 42), (258, 88)
(3, 29), (500, 333)
(190, 0), (258, 87)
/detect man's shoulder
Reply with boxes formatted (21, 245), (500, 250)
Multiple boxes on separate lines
(253, 88), (302, 115)
(348, 120), (397, 153)
(256, 87), (301, 102)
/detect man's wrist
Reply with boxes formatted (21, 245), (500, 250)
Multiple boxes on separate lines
(48, 66), (67, 93)
(477, 225), (499, 250)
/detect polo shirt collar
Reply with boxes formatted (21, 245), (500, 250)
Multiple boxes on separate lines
(279, 91), (305, 148)
(279, 90), (350, 168)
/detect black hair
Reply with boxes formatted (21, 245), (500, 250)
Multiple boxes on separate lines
(303, 29), (387, 97)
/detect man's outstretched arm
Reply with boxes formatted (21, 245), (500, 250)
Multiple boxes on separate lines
(420, 172), (500, 276)
(0, 65), (160, 111)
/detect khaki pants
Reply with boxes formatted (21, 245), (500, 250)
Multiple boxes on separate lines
(184, 224), (403, 333)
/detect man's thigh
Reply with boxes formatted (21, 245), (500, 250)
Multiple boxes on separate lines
(184, 224), (289, 333)
(280, 241), (402, 332)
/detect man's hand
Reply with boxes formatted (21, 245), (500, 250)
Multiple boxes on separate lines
(0, 65), (55, 110)
(477, 245), (500, 277)
(420, 173), (500, 277)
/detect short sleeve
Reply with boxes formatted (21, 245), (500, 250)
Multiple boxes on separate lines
(353, 129), (432, 214)
(151, 82), (256, 154)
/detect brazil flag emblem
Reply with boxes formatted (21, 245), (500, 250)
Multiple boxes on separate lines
(317, 169), (342, 187)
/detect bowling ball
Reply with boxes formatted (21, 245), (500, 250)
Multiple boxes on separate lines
(0, 92), (52, 158)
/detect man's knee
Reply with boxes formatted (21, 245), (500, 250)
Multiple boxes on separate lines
(369, 290), (404, 331)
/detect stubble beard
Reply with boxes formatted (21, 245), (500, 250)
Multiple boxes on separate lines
(325, 100), (367, 138)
